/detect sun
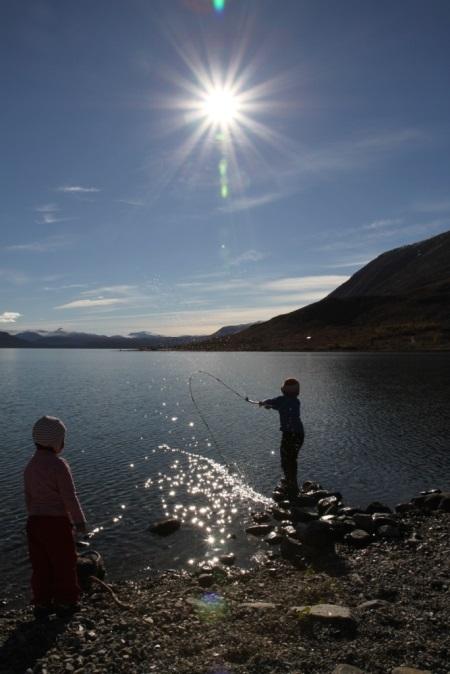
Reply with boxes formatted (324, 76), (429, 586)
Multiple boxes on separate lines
(202, 88), (239, 128)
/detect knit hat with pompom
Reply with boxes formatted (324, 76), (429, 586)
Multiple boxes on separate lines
(32, 415), (66, 449)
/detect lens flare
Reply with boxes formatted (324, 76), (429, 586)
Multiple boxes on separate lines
(202, 89), (238, 127)
(213, 0), (226, 12)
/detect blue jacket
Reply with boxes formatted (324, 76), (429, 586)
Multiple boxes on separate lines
(262, 395), (302, 433)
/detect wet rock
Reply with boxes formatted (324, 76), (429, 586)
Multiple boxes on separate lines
(280, 524), (298, 538)
(391, 668), (432, 674)
(280, 536), (305, 560)
(219, 553), (235, 566)
(291, 507), (319, 523)
(264, 531), (283, 545)
(251, 511), (271, 524)
(149, 518), (181, 536)
(198, 573), (214, 588)
(352, 513), (377, 533)
(344, 529), (372, 548)
(302, 480), (322, 492)
(295, 493), (321, 507)
(272, 506), (292, 521)
(318, 495), (340, 515)
(332, 665), (366, 674)
(245, 524), (273, 536)
(420, 488), (441, 495)
(365, 501), (392, 514)
(371, 512), (398, 527)
(272, 490), (285, 502)
(395, 502), (416, 513)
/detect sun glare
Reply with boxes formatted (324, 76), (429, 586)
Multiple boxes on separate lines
(202, 88), (239, 127)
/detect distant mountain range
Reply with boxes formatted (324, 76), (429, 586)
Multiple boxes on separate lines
(185, 230), (450, 351)
(0, 323), (256, 349)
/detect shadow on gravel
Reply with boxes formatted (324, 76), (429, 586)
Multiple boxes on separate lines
(0, 617), (67, 673)
(310, 551), (350, 577)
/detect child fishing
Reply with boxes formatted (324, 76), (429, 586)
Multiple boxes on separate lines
(24, 415), (87, 620)
(257, 378), (304, 498)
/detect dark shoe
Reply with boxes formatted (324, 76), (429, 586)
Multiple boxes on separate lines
(55, 603), (81, 620)
(33, 604), (52, 621)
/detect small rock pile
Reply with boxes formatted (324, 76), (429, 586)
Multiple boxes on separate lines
(244, 482), (450, 567)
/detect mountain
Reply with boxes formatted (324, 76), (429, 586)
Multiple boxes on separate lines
(0, 331), (26, 347)
(2, 322), (253, 349)
(186, 230), (450, 352)
(210, 322), (258, 338)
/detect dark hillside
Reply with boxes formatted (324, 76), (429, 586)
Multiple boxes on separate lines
(184, 230), (450, 351)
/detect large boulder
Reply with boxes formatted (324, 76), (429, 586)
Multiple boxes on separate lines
(298, 520), (337, 552)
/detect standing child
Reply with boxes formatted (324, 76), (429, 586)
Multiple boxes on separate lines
(258, 378), (304, 497)
(24, 415), (87, 619)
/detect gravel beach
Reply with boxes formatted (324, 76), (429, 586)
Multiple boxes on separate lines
(1, 500), (449, 674)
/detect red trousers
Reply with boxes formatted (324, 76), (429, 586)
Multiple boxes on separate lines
(26, 516), (80, 606)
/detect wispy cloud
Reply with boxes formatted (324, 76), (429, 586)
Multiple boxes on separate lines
(116, 198), (145, 207)
(57, 185), (100, 193)
(43, 283), (88, 291)
(5, 235), (71, 253)
(55, 298), (128, 310)
(262, 275), (348, 292)
(4, 235), (70, 253)
(362, 218), (403, 231)
(0, 268), (30, 285)
(80, 285), (137, 297)
(229, 249), (267, 266)
(35, 203), (59, 213)
(0, 311), (21, 323)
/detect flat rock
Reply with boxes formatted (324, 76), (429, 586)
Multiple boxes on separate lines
(219, 553), (236, 566)
(353, 513), (377, 533)
(272, 506), (292, 521)
(148, 518), (181, 536)
(245, 524), (273, 536)
(332, 665), (366, 674)
(344, 529), (372, 548)
(291, 603), (356, 625)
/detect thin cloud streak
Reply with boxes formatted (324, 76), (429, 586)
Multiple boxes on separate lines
(55, 298), (128, 310)
(57, 185), (100, 193)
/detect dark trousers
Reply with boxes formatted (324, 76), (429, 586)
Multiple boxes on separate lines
(26, 516), (80, 606)
(280, 427), (304, 491)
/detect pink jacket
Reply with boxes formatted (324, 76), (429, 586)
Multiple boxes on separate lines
(24, 449), (86, 524)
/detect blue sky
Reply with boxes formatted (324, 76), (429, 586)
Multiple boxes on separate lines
(1, 0), (450, 335)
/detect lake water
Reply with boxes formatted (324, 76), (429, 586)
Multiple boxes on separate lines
(1, 349), (449, 601)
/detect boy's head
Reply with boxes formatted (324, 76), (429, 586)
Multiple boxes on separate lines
(281, 378), (300, 396)
(32, 415), (66, 453)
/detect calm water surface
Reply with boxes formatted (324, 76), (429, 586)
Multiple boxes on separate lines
(1, 349), (449, 600)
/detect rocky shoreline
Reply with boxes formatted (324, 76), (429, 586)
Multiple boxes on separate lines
(1, 486), (449, 674)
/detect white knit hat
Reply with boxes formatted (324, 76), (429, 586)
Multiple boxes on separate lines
(32, 415), (66, 449)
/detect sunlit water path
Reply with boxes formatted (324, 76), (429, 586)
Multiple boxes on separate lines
(1, 349), (449, 600)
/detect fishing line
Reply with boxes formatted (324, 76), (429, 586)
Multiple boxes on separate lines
(188, 371), (258, 481)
